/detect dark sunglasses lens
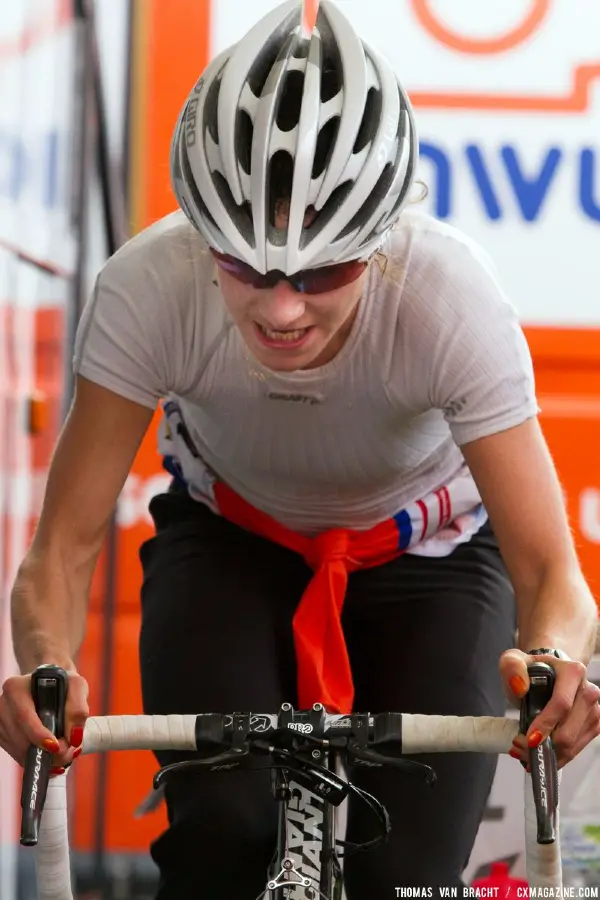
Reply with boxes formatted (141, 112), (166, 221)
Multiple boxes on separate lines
(212, 250), (366, 294)
(300, 261), (367, 294)
(213, 254), (264, 286)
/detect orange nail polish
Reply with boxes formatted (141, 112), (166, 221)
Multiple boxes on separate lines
(509, 748), (521, 760)
(527, 730), (544, 748)
(69, 726), (84, 749)
(509, 675), (528, 698)
(42, 738), (60, 753)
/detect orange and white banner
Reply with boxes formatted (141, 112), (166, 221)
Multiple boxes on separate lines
(0, 0), (75, 893)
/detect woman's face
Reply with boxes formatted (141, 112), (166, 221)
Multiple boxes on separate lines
(214, 201), (370, 371)
(216, 265), (367, 372)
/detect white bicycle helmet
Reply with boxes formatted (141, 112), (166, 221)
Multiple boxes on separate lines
(170, 0), (418, 274)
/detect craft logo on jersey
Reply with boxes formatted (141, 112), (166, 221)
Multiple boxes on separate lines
(267, 391), (323, 405)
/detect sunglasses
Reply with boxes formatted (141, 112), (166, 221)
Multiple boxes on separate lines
(210, 249), (367, 295)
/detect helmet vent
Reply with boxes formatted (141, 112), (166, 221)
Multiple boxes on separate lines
(364, 213), (389, 243)
(212, 170), (255, 248)
(353, 87), (381, 154)
(269, 150), (295, 227)
(204, 73), (222, 145)
(276, 70), (305, 132)
(248, 43), (281, 97)
(235, 110), (254, 175)
(301, 180), (353, 249)
(337, 163), (394, 240)
(180, 144), (219, 232)
(389, 143), (416, 220)
(320, 63), (341, 103)
(312, 116), (340, 179)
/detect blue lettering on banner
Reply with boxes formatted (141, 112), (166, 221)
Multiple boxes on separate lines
(0, 130), (61, 209)
(580, 148), (600, 221)
(464, 145), (502, 220)
(419, 143), (451, 218)
(419, 141), (600, 224)
(500, 146), (562, 222)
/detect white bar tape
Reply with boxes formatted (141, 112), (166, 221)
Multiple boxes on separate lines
(35, 775), (73, 900)
(401, 713), (519, 753)
(81, 714), (198, 753)
(402, 714), (562, 886)
(524, 774), (563, 887)
(35, 714), (563, 896)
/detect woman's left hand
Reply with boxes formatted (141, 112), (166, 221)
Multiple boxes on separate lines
(500, 649), (600, 768)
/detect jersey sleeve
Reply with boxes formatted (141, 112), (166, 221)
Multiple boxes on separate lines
(73, 269), (167, 408)
(412, 229), (539, 446)
(71, 215), (204, 409)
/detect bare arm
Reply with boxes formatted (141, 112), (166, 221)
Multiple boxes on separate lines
(462, 418), (600, 765)
(11, 375), (155, 674)
(461, 417), (597, 664)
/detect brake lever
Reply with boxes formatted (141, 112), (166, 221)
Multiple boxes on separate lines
(347, 743), (436, 786)
(20, 665), (68, 846)
(153, 747), (250, 789)
(520, 661), (558, 844)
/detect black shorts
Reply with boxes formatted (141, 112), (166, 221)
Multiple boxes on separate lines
(139, 483), (516, 898)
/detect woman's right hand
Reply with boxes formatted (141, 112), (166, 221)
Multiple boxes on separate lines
(0, 670), (90, 771)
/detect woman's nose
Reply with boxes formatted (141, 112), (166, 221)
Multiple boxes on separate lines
(260, 279), (306, 327)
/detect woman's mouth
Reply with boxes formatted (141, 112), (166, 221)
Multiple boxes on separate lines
(254, 322), (314, 349)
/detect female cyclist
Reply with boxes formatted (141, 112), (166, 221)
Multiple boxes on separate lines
(1, 1), (598, 896)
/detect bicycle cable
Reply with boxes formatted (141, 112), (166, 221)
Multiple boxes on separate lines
(258, 763), (391, 854)
(334, 782), (391, 856)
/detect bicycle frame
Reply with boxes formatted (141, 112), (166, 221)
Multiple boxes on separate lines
(269, 747), (342, 899)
